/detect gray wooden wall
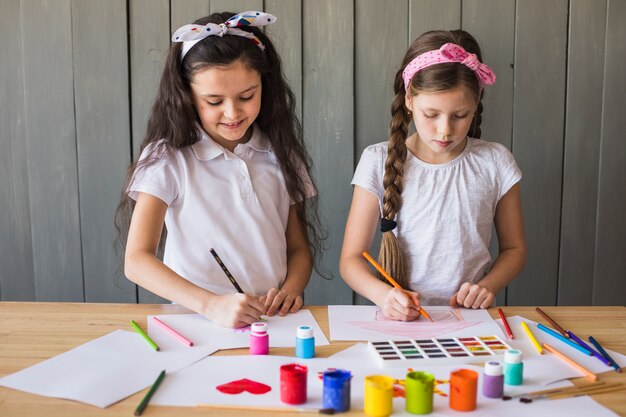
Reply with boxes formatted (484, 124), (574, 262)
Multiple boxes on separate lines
(1, 0), (624, 306)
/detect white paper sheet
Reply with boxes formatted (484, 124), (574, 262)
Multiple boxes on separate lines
(152, 343), (619, 417)
(328, 305), (505, 341)
(0, 330), (217, 408)
(495, 315), (626, 385)
(148, 308), (329, 351)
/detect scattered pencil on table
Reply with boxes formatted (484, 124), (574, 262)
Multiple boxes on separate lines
(535, 307), (569, 337)
(130, 319), (160, 351)
(210, 248), (244, 293)
(521, 321), (543, 354)
(152, 316), (193, 347)
(567, 330), (611, 367)
(588, 335), (622, 373)
(134, 369), (166, 416)
(537, 323), (592, 355)
(497, 308), (514, 339)
(542, 343), (598, 381)
(361, 251), (432, 321)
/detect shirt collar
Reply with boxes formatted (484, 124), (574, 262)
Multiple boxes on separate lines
(191, 124), (272, 161)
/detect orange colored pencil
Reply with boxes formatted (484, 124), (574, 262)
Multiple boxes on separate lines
(543, 343), (598, 381)
(362, 251), (432, 321)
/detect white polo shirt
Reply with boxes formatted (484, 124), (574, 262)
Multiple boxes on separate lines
(128, 125), (310, 297)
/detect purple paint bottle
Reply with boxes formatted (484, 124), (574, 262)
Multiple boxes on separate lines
(482, 361), (504, 398)
(249, 322), (269, 355)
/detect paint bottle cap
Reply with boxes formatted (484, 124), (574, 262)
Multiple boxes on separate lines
(504, 349), (522, 364)
(297, 325), (313, 339)
(484, 361), (503, 376)
(251, 322), (267, 335)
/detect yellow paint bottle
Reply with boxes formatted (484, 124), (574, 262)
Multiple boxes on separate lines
(364, 375), (394, 417)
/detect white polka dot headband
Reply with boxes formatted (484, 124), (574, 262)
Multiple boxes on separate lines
(402, 43), (496, 90)
(172, 11), (277, 60)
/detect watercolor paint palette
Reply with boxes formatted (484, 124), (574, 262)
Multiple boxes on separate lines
(368, 335), (512, 368)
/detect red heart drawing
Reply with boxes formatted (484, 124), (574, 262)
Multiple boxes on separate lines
(216, 378), (272, 395)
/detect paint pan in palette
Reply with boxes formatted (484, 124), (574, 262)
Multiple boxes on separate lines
(368, 336), (512, 368)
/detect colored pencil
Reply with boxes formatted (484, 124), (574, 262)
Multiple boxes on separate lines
(152, 316), (193, 347)
(535, 307), (569, 338)
(567, 331), (611, 367)
(537, 323), (592, 356)
(210, 248), (244, 293)
(134, 370), (166, 416)
(542, 343), (598, 381)
(130, 319), (160, 351)
(497, 308), (514, 339)
(521, 321), (543, 354)
(362, 251), (432, 321)
(588, 335), (622, 373)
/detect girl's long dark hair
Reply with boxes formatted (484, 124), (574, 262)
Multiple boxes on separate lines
(115, 12), (327, 276)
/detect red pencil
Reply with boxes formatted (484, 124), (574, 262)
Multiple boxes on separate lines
(497, 308), (514, 339)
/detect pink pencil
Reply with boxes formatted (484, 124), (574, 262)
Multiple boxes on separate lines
(152, 316), (193, 347)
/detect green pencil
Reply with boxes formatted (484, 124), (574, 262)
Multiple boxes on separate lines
(134, 369), (166, 416)
(130, 319), (160, 351)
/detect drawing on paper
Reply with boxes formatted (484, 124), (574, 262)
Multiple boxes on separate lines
(347, 307), (480, 339)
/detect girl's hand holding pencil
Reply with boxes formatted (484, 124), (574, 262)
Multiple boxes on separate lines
(203, 293), (267, 328)
(381, 287), (423, 321)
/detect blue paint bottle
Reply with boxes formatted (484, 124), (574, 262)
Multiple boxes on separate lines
(504, 349), (523, 385)
(323, 369), (352, 412)
(295, 325), (315, 359)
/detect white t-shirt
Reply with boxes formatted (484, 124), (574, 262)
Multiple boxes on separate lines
(128, 125), (313, 297)
(352, 138), (522, 305)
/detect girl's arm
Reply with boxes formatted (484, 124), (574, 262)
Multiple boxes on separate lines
(125, 192), (266, 327)
(339, 186), (422, 321)
(451, 183), (527, 308)
(263, 204), (312, 316)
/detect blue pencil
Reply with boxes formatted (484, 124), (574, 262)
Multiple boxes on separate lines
(567, 331), (611, 367)
(536, 323), (592, 356)
(588, 336), (622, 373)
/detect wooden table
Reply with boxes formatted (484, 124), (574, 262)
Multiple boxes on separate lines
(1, 303), (624, 416)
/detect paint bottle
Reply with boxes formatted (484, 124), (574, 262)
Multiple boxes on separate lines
(295, 325), (315, 359)
(449, 369), (478, 412)
(503, 349), (523, 385)
(364, 375), (393, 417)
(280, 363), (308, 404)
(249, 322), (269, 355)
(405, 371), (434, 414)
(322, 369), (352, 412)
(482, 361), (504, 398)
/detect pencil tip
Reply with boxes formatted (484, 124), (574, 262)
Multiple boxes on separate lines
(501, 396), (511, 401)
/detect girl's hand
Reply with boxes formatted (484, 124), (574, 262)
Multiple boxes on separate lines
(261, 288), (303, 316)
(204, 293), (267, 328)
(450, 282), (495, 309)
(380, 287), (422, 321)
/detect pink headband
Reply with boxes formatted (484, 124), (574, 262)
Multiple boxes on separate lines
(402, 43), (496, 90)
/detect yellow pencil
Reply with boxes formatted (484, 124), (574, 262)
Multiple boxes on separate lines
(362, 251), (432, 321)
(521, 321), (544, 354)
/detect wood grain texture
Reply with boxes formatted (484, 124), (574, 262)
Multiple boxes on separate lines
(593, 0), (626, 305)
(507, 0), (568, 306)
(20, 0), (84, 301)
(558, 0), (607, 305)
(0, 303), (624, 416)
(301, 0), (355, 305)
(0, 0), (35, 300)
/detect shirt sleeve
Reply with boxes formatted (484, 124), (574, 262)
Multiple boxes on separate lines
(492, 142), (522, 200)
(351, 143), (386, 216)
(127, 143), (181, 206)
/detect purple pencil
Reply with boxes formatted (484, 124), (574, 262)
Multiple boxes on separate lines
(567, 331), (611, 367)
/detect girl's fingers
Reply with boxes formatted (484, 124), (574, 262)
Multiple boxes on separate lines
(290, 296), (304, 313)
